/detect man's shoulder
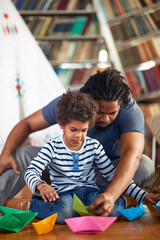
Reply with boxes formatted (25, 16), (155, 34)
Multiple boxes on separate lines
(119, 96), (142, 115)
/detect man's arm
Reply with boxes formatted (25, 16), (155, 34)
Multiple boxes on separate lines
(88, 131), (145, 216)
(0, 109), (51, 175)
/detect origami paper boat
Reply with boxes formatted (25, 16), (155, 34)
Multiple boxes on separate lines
(118, 202), (145, 221)
(65, 216), (117, 234)
(0, 206), (37, 232)
(73, 194), (95, 216)
(156, 201), (160, 215)
(32, 213), (57, 235)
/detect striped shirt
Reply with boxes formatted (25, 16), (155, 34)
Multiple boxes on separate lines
(25, 135), (146, 203)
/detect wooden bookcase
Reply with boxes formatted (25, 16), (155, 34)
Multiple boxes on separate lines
(12, 0), (112, 89)
(101, 0), (160, 103)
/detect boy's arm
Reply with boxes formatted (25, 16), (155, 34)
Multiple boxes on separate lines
(24, 141), (53, 193)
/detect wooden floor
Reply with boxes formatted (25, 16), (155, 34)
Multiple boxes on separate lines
(0, 186), (160, 240)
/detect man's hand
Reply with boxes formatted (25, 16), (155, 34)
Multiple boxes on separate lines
(37, 183), (59, 203)
(87, 193), (115, 216)
(0, 153), (20, 175)
(144, 193), (160, 205)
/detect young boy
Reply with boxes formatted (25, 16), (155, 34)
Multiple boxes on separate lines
(24, 91), (153, 224)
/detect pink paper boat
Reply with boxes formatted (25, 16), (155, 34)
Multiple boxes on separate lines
(65, 216), (117, 234)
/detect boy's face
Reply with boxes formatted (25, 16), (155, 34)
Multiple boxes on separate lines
(95, 100), (120, 128)
(60, 120), (89, 151)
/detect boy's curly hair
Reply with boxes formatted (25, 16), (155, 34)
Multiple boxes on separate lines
(56, 90), (99, 128)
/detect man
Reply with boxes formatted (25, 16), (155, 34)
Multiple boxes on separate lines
(0, 68), (155, 215)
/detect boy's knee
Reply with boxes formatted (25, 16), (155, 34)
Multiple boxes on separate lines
(109, 196), (126, 218)
(56, 203), (76, 224)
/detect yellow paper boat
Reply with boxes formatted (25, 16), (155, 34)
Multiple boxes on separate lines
(32, 213), (57, 235)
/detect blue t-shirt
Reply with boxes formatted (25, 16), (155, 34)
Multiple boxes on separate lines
(42, 95), (144, 161)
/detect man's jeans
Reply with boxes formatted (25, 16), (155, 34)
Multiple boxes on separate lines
(30, 187), (126, 224)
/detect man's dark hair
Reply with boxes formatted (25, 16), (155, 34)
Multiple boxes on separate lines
(56, 90), (99, 128)
(80, 68), (133, 107)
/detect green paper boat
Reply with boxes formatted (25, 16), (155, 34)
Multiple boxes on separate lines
(73, 194), (95, 216)
(0, 206), (38, 232)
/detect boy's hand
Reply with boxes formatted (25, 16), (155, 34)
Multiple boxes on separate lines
(144, 192), (160, 205)
(37, 184), (59, 203)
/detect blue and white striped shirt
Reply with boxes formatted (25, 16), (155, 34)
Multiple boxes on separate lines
(25, 135), (146, 203)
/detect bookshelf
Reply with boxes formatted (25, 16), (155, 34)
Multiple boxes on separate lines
(101, 0), (160, 102)
(12, 0), (112, 89)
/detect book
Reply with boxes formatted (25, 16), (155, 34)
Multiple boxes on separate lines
(129, 17), (141, 37)
(33, 0), (45, 10)
(137, 43), (149, 63)
(143, 69), (156, 92)
(66, 42), (77, 61)
(102, 0), (115, 20)
(148, 67), (159, 89)
(151, 37), (160, 58)
(66, 0), (79, 10)
(39, 17), (52, 37)
(56, 41), (71, 62)
(127, 71), (141, 97)
(135, 70), (149, 94)
(143, 14), (157, 32)
(42, 0), (53, 10)
(15, 0), (26, 10)
(48, 0), (62, 10)
(143, 41), (154, 60)
(113, 0), (124, 15)
(152, 65), (160, 88)
(125, 72), (136, 95)
(26, 0), (37, 10)
(148, 39), (159, 59)
(22, 0), (30, 10)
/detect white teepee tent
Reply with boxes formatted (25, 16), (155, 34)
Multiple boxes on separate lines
(0, 0), (65, 151)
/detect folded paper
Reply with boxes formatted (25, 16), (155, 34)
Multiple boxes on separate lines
(65, 216), (117, 233)
(156, 201), (160, 215)
(118, 202), (145, 221)
(73, 194), (95, 216)
(32, 213), (57, 235)
(0, 206), (37, 232)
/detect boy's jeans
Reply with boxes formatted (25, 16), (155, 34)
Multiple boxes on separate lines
(30, 186), (126, 224)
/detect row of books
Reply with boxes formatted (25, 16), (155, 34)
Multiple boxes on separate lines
(13, 0), (92, 11)
(118, 37), (160, 68)
(102, 0), (160, 20)
(39, 40), (106, 62)
(55, 66), (98, 87)
(110, 10), (160, 42)
(125, 64), (160, 97)
(23, 15), (98, 37)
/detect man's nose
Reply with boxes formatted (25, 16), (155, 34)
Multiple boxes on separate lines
(101, 114), (110, 122)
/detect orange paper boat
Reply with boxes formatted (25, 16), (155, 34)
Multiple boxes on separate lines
(32, 213), (57, 235)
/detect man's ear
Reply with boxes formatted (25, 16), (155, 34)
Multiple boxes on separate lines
(59, 124), (63, 130)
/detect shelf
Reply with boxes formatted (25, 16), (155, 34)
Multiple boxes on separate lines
(115, 30), (160, 51)
(50, 60), (111, 67)
(136, 90), (160, 103)
(20, 10), (96, 16)
(107, 2), (160, 26)
(124, 58), (160, 73)
(36, 35), (102, 41)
